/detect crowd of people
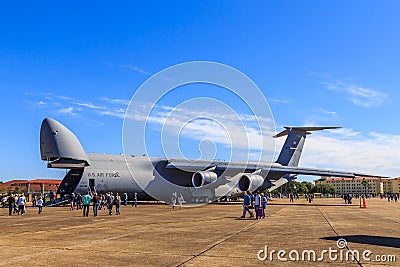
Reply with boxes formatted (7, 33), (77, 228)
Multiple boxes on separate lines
(0, 190), (142, 217)
(69, 191), (140, 217)
(385, 193), (399, 202)
(2, 190), (399, 219)
(1, 193), (27, 215)
(1, 193), (46, 215)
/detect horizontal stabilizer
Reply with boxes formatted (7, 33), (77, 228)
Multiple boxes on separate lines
(274, 126), (341, 138)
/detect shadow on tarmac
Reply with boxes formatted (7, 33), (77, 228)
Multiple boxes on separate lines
(268, 203), (355, 207)
(322, 235), (400, 249)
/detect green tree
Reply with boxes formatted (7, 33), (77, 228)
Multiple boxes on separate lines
(361, 179), (372, 195)
(0, 181), (5, 194)
(310, 183), (336, 195)
(14, 186), (20, 194)
(301, 181), (314, 193)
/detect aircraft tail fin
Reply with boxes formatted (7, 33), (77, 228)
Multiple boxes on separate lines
(274, 126), (340, 167)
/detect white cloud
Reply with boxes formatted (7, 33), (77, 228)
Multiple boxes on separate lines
(73, 102), (106, 110)
(35, 101), (47, 105)
(27, 92), (132, 119)
(58, 107), (77, 116)
(100, 109), (126, 119)
(58, 95), (77, 101)
(142, 105), (400, 177)
(317, 108), (337, 116)
(269, 97), (294, 104)
(102, 97), (130, 106)
(298, 129), (400, 178)
(107, 62), (152, 76)
(124, 103), (276, 160)
(322, 81), (388, 107)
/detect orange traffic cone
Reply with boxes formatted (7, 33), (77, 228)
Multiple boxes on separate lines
(363, 197), (367, 208)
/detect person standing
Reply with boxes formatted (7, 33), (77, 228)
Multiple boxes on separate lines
(17, 194), (26, 215)
(106, 192), (114, 215)
(123, 193), (128, 206)
(49, 191), (54, 204)
(133, 192), (138, 207)
(178, 194), (185, 209)
(289, 193), (294, 202)
(255, 192), (262, 219)
(171, 192), (177, 209)
(99, 194), (105, 210)
(92, 193), (100, 217)
(115, 193), (121, 215)
(348, 194), (353, 204)
(261, 193), (268, 219)
(7, 194), (15, 216)
(32, 195), (37, 208)
(241, 191), (254, 218)
(70, 193), (76, 210)
(82, 192), (92, 217)
(13, 194), (19, 214)
(76, 193), (82, 209)
(37, 196), (44, 214)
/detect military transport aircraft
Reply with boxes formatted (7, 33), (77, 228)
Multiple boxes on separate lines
(40, 118), (368, 204)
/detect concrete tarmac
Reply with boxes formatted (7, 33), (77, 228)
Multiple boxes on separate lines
(0, 197), (399, 266)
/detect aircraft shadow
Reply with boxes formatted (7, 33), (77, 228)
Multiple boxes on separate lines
(322, 235), (400, 249)
(268, 203), (353, 207)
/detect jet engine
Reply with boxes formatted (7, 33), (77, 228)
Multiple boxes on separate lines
(192, 171), (218, 188)
(238, 174), (264, 192)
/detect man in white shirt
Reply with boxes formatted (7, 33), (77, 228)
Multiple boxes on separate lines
(17, 194), (26, 215)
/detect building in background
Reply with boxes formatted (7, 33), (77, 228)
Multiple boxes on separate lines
(382, 177), (400, 194)
(0, 179), (61, 195)
(315, 176), (399, 195)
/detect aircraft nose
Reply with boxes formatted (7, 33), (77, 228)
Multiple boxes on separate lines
(40, 118), (59, 161)
(40, 118), (90, 167)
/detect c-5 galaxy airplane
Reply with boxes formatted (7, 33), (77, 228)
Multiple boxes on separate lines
(40, 118), (366, 204)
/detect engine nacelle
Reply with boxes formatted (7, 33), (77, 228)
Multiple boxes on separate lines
(238, 174), (264, 192)
(192, 171), (218, 188)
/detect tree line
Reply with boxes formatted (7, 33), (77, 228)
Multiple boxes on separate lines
(270, 180), (336, 195)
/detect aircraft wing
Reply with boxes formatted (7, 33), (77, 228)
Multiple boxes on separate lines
(268, 166), (356, 178)
(166, 160), (361, 178)
(165, 159), (385, 193)
(268, 166), (387, 178)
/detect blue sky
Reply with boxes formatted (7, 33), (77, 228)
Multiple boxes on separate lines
(1, 1), (400, 182)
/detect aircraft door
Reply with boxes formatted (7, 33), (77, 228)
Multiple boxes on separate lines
(89, 179), (95, 193)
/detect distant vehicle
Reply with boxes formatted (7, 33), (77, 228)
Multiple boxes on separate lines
(40, 118), (369, 205)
